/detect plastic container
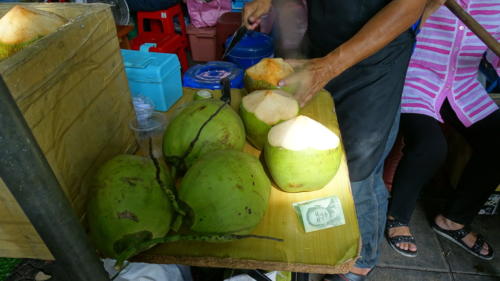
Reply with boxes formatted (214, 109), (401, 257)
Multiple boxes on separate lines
(129, 112), (167, 158)
(194, 90), (213, 100)
(121, 44), (183, 111)
(186, 25), (217, 62)
(183, 61), (244, 89)
(231, 0), (252, 12)
(216, 12), (241, 59)
(224, 31), (274, 69)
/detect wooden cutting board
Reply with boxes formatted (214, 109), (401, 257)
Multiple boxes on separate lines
(134, 88), (360, 274)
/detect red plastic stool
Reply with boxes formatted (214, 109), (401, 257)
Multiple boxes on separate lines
(136, 4), (187, 39)
(132, 4), (189, 71)
(132, 34), (189, 72)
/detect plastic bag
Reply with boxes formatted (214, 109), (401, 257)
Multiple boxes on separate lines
(103, 259), (193, 281)
(187, 0), (231, 28)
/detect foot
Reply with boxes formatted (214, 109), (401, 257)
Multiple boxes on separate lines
(323, 266), (370, 281)
(351, 267), (371, 276)
(387, 216), (417, 252)
(435, 215), (489, 256)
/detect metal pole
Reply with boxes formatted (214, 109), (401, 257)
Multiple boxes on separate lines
(0, 77), (110, 281)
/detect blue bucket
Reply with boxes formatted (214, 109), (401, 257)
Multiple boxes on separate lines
(225, 31), (274, 69)
(183, 61), (244, 89)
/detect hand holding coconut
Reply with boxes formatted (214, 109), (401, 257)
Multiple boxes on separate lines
(279, 57), (344, 107)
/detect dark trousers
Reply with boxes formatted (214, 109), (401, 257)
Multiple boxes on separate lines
(389, 100), (500, 225)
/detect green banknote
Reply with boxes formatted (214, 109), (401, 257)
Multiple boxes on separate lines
(293, 196), (346, 233)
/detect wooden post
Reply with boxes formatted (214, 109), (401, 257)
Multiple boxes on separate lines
(445, 0), (500, 57)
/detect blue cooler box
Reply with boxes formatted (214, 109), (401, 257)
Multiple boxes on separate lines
(121, 45), (182, 112)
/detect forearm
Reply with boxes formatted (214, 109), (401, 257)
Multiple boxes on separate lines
(420, 0), (446, 26)
(320, 0), (427, 78)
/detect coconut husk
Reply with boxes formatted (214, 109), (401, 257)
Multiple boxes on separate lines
(0, 5), (67, 59)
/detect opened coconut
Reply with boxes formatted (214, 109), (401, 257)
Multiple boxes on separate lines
(179, 150), (271, 234)
(163, 99), (246, 171)
(0, 5), (67, 59)
(244, 58), (295, 93)
(240, 89), (299, 149)
(264, 115), (341, 192)
(87, 155), (174, 259)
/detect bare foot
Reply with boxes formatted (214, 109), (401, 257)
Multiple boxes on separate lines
(435, 214), (489, 255)
(387, 216), (417, 252)
(350, 266), (371, 276)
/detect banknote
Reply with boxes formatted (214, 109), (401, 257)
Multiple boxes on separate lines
(293, 196), (346, 233)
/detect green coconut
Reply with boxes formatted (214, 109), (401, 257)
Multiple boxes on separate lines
(179, 150), (271, 234)
(244, 58), (295, 93)
(0, 5), (67, 60)
(240, 89), (299, 149)
(264, 115), (341, 192)
(163, 99), (246, 171)
(87, 154), (174, 260)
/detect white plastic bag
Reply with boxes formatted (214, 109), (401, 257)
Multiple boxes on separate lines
(103, 259), (193, 281)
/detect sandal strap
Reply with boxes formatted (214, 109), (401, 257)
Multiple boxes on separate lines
(386, 218), (409, 229)
(471, 234), (486, 254)
(433, 223), (471, 240)
(389, 235), (416, 244)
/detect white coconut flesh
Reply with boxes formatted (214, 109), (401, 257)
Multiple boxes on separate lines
(242, 90), (299, 125)
(268, 115), (339, 151)
(246, 58), (294, 86)
(0, 5), (67, 45)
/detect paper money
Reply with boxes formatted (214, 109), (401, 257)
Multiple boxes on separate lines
(293, 196), (346, 233)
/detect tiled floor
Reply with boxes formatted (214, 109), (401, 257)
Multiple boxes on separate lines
(307, 202), (500, 281)
(372, 203), (500, 281)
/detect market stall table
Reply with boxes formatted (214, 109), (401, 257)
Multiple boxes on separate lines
(133, 88), (361, 275)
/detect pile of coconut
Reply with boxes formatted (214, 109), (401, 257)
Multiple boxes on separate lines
(86, 58), (342, 268)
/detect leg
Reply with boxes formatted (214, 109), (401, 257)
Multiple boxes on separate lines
(387, 113), (447, 254)
(441, 108), (500, 225)
(352, 112), (400, 270)
(433, 105), (500, 259)
(324, 111), (400, 281)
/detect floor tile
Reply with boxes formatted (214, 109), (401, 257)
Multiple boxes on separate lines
(368, 267), (452, 281)
(452, 273), (500, 281)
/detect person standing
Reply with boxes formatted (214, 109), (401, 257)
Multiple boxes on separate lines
(243, 0), (426, 280)
(386, 0), (499, 260)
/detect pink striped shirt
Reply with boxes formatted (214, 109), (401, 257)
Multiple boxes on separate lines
(401, 0), (499, 127)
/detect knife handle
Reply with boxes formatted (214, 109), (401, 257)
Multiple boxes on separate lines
(220, 77), (231, 104)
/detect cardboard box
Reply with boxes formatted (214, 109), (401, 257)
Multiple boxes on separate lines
(0, 3), (135, 259)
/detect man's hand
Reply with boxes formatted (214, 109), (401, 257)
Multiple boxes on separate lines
(242, 0), (271, 29)
(279, 57), (342, 107)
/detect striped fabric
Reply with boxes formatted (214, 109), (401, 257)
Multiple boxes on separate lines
(402, 0), (499, 127)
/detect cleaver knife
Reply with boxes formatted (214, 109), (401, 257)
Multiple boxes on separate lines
(222, 25), (248, 60)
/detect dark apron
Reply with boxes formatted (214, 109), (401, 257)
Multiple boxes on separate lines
(305, 0), (415, 182)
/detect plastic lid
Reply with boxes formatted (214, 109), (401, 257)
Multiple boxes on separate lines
(183, 61), (244, 89)
(225, 31), (274, 58)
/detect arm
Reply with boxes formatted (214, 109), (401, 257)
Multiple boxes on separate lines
(283, 0), (427, 106)
(420, 0), (446, 27)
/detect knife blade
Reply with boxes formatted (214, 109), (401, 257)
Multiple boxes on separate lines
(222, 26), (248, 60)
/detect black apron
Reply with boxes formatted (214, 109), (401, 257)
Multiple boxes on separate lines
(305, 0), (415, 182)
